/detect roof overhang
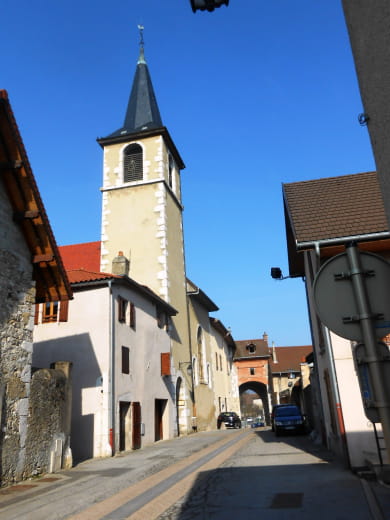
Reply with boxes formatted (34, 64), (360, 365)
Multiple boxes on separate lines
(0, 90), (72, 303)
(187, 278), (219, 312)
(72, 274), (177, 316)
(284, 196), (390, 277)
(209, 317), (236, 350)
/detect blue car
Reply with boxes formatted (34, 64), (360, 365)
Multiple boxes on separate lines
(273, 405), (305, 436)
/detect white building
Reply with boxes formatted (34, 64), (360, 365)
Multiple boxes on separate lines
(33, 243), (177, 463)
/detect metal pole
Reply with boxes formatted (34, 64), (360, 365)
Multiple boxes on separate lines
(346, 243), (390, 463)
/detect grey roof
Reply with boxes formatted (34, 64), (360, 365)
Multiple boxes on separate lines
(106, 46), (163, 139)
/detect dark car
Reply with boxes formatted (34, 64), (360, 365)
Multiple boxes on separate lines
(271, 404), (289, 431)
(273, 404), (305, 436)
(217, 412), (241, 429)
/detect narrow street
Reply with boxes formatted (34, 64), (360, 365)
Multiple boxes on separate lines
(0, 428), (389, 520)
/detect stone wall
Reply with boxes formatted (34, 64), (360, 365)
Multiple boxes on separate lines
(0, 248), (36, 486)
(0, 180), (72, 486)
(25, 364), (72, 476)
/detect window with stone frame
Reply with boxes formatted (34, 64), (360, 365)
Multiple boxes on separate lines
(123, 143), (143, 182)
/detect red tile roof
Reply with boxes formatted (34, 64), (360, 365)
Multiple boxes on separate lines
(269, 345), (312, 373)
(59, 241), (101, 271)
(59, 242), (177, 316)
(67, 269), (117, 284)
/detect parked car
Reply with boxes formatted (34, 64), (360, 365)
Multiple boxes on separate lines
(251, 418), (265, 428)
(271, 404), (289, 431)
(217, 412), (242, 429)
(273, 404), (305, 436)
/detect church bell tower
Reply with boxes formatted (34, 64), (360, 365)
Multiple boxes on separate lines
(97, 30), (192, 434)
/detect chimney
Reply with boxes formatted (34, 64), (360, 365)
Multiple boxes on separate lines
(263, 331), (269, 346)
(272, 341), (278, 363)
(112, 251), (129, 276)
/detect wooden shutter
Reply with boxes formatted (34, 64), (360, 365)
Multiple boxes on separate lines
(59, 300), (69, 322)
(161, 353), (171, 376)
(130, 302), (136, 330)
(118, 297), (127, 323)
(34, 304), (40, 325)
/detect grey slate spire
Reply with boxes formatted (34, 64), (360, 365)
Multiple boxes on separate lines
(106, 35), (163, 138)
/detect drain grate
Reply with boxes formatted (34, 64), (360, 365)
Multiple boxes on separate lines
(270, 492), (303, 509)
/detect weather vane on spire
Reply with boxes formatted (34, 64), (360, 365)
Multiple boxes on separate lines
(138, 24), (144, 48)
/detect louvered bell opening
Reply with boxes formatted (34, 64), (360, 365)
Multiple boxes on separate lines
(124, 144), (143, 182)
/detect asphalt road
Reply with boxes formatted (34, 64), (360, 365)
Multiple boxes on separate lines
(0, 428), (389, 519)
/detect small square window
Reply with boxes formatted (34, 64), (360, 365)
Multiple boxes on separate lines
(250, 367), (255, 375)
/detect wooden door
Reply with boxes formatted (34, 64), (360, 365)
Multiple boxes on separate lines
(131, 402), (141, 449)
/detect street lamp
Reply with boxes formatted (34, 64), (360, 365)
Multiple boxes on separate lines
(191, 0), (229, 13)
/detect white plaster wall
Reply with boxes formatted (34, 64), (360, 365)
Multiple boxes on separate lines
(111, 283), (175, 447)
(34, 282), (176, 460)
(33, 286), (111, 461)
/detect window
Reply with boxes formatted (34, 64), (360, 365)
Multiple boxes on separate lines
(250, 367), (255, 375)
(247, 343), (256, 354)
(215, 352), (219, 370)
(130, 302), (136, 330)
(42, 301), (58, 323)
(124, 143), (143, 182)
(197, 327), (205, 382)
(122, 346), (130, 374)
(168, 155), (174, 188)
(37, 300), (69, 324)
(118, 297), (127, 323)
(219, 354), (222, 372)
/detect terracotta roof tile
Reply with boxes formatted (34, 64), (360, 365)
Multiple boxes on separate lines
(67, 269), (117, 284)
(283, 171), (388, 244)
(59, 242), (101, 271)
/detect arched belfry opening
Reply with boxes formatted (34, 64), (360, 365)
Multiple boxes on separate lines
(239, 381), (270, 425)
(123, 143), (143, 182)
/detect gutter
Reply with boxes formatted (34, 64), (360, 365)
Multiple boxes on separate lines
(296, 231), (390, 254)
(108, 279), (115, 456)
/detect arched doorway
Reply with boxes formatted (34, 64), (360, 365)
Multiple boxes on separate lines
(239, 381), (270, 425)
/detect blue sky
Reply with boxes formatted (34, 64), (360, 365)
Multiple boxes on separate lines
(2, 1), (375, 346)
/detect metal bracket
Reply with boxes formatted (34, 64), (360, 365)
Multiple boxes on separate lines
(334, 269), (375, 281)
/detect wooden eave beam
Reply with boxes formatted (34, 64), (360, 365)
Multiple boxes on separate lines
(0, 93), (73, 302)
